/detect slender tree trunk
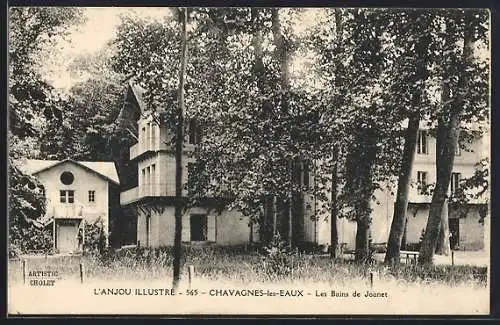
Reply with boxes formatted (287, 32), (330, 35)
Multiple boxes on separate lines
(384, 115), (419, 265)
(172, 7), (188, 292)
(272, 8), (293, 246)
(251, 8), (274, 246)
(330, 9), (343, 260)
(401, 216), (408, 250)
(347, 127), (378, 263)
(435, 198), (451, 255)
(330, 145), (340, 259)
(418, 121), (457, 265)
(355, 218), (370, 262)
(419, 11), (474, 266)
(418, 90), (462, 264)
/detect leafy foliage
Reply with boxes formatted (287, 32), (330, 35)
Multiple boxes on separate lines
(8, 7), (84, 255)
(8, 163), (51, 257)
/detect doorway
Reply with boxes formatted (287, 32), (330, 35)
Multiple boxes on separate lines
(57, 219), (80, 253)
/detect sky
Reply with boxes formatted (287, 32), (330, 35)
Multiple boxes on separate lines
(43, 7), (325, 92)
(44, 7), (489, 94)
(45, 7), (173, 90)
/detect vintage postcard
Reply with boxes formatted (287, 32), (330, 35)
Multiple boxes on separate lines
(7, 6), (491, 315)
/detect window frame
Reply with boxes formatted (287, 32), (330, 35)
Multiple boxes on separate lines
(417, 130), (428, 155)
(417, 171), (428, 195)
(451, 172), (462, 195)
(88, 190), (96, 203)
(60, 190), (75, 204)
(190, 214), (208, 242)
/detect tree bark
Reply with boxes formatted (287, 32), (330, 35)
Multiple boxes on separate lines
(330, 9), (343, 260)
(346, 126), (378, 263)
(272, 8), (293, 247)
(355, 218), (371, 262)
(417, 120), (457, 265)
(172, 7), (188, 292)
(418, 10), (474, 266)
(435, 198), (451, 255)
(401, 216), (408, 250)
(384, 115), (419, 265)
(251, 8), (274, 246)
(330, 145), (340, 259)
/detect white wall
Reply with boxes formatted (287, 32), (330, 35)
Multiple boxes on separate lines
(136, 205), (253, 247)
(34, 161), (110, 232)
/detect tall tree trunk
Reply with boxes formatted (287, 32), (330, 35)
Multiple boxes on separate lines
(419, 10), (474, 266)
(435, 198), (451, 255)
(330, 9), (343, 260)
(172, 7), (188, 292)
(251, 8), (274, 245)
(347, 127), (378, 263)
(330, 145), (340, 259)
(401, 216), (408, 250)
(384, 115), (419, 265)
(272, 8), (292, 246)
(355, 218), (370, 262)
(418, 118), (457, 265)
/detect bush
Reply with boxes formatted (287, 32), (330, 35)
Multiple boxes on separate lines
(9, 223), (53, 258)
(80, 217), (107, 256)
(258, 233), (296, 280)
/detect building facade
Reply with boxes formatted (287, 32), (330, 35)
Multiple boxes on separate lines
(118, 82), (489, 251)
(18, 159), (120, 253)
(119, 83), (258, 247)
(310, 126), (489, 252)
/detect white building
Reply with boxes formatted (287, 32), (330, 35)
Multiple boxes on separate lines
(18, 159), (120, 253)
(310, 125), (489, 252)
(118, 82), (489, 251)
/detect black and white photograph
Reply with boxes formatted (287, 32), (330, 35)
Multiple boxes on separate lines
(7, 6), (491, 315)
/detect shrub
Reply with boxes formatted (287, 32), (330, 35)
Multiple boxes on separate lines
(258, 233), (296, 280)
(80, 217), (107, 256)
(9, 223), (53, 258)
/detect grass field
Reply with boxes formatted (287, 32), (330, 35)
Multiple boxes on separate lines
(7, 247), (490, 315)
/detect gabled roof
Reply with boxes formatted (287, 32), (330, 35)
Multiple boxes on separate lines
(17, 158), (120, 185)
(128, 80), (147, 114)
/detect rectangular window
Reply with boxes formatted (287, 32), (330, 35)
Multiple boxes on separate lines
(187, 162), (196, 195)
(146, 166), (151, 196)
(417, 171), (427, 194)
(190, 214), (208, 241)
(88, 190), (95, 203)
(141, 168), (146, 195)
(417, 130), (428, 154)
(147, 122), (151, 149)
(151, 123), (156, 149)
(60, 190), (75, 203)
(451, 172), (461, 195)
(142, 126), (146, 148)
(151, 164), (156, 195)
(188, 118), (202, 145)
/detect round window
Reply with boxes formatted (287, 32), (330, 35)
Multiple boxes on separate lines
(60, 171), (74, 185)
